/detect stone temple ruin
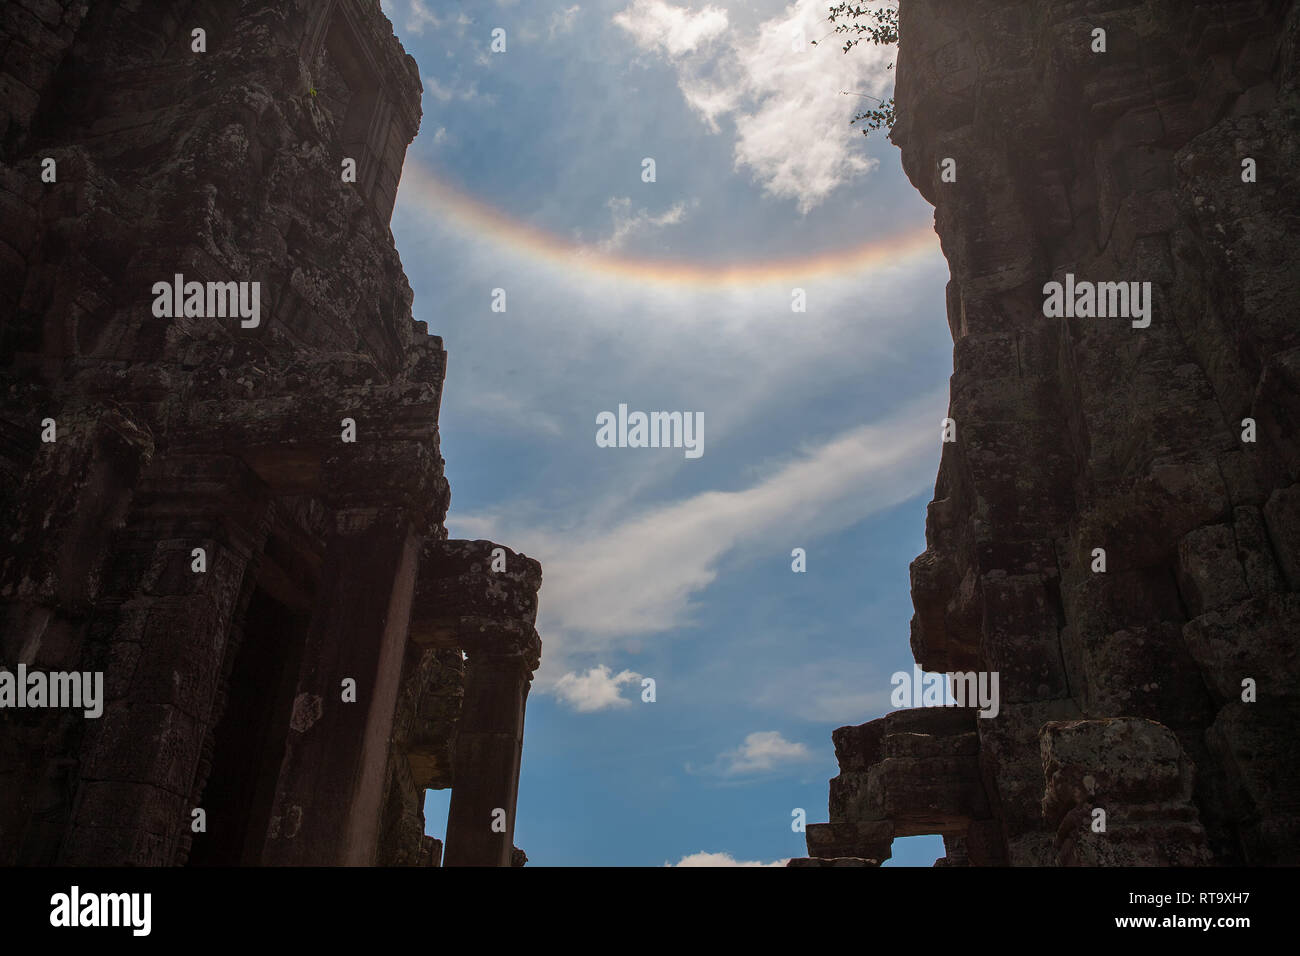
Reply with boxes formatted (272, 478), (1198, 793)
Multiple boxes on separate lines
(792, 0), (1300, 867)
(1, 0), (540, 865)
(6, 0), (1299, 873)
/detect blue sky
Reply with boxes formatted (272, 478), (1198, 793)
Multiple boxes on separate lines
(379, 0), (950, 866)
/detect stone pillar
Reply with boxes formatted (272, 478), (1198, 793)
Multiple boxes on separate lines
(62, 453), (267, 865)
(443, 653), (531, 867)
(260, 509), (419, 865)
(406, 539), (542, 866)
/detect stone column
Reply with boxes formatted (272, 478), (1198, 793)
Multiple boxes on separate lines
(62, 453), (267, 865)
(259, 509), (419, 865)
(406, 539), (542, 866)
(443, 653), (531, 867)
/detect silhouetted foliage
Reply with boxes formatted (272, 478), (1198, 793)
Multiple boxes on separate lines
(814, 4), (899, 136)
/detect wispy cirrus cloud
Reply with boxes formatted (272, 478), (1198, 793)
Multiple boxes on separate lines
(454, 388), (944, 681)
(597, 196), (695, 251)
(422, 74), (496, 105)
(385, 0), (441, 35)
(549, 4), (583, 39)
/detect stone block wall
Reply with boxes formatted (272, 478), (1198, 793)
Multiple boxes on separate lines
(0, 0), (540, 866)
(797, 0), (1300, 867)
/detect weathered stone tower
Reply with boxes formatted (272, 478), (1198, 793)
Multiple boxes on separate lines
(0, 0), (540, 866)
(795, 0), (1300, 867)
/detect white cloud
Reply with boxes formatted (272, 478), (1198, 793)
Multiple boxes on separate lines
(716, 730), (811, 775)
(667, 850), (788, 866)
(614, 0), (896, 212)
(553, 665), (643, 711)
(612, 0), (729, 57)
(403, 0), (441, 35)
(550, 4), (583, 39)
(422, 74), (495, 105)
(598, 196), (694, 251)
(424, 74), (455, 103)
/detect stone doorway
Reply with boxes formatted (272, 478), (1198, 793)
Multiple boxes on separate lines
(187, 588), (308, 865)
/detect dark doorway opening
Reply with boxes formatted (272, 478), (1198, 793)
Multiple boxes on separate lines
(187, 588), (308, 865)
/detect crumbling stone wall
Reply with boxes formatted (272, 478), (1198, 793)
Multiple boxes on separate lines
(798, 0), (1300, 866)
(0, 0), (540, 866)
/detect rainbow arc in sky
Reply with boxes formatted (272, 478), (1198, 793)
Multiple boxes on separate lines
(396, 158), (941, 288)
